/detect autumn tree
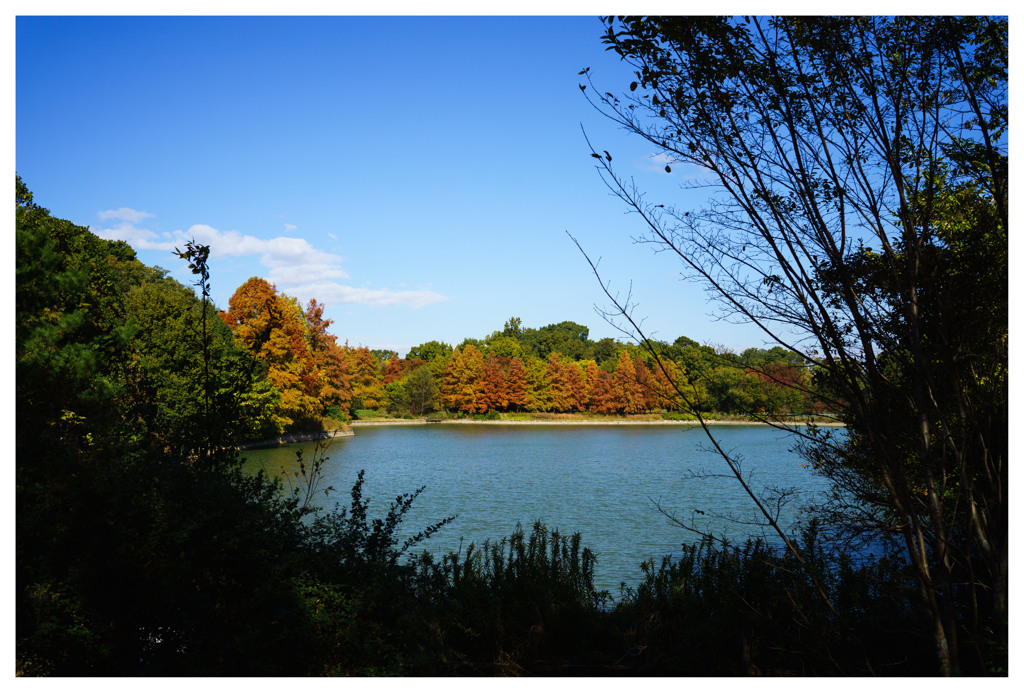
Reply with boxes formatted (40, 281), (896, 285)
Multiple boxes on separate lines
(580, 361), (601, 410)
(441, 345), (485, 414)
(480, 353), (510, 412)
(345, 345), (386, 412)
(585, 16), (1007, 674)
(505, 356), (529, 412)
(305, 298), (352, 417)
(545, 352), (574, 412)
(649, 358), (685, 413)
(381, 356), (407, 385)
(566, 359), (588, 411)
(384, 356), (427, 389)
(221, 278), (321, 431)
(586, 365), (618, 415)
(611, 350), (646, 414)
(523, 355), (551, 413)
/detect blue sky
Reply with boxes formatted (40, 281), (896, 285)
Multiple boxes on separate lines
(16, 12), (776, 357)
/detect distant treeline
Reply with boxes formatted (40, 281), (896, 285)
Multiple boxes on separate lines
(220, 285), (834, 431)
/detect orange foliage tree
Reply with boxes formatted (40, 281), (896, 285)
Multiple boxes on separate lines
(480, 353), (510, 412)
(567, 360), (588, 411)
(612, 350), (645, 414)
(381, 356), (406, 385)
(305, 298), (352, 417)
(441, 345), (485, 413)
(345, 346), (386, 411)
(220, 277), (322, 431)
(505, 356), (529, 411)
(545, 352), (575, 413)
(586, 365), (618, 414)
(650, 358), (686, 412)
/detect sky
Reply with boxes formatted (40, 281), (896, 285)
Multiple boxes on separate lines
(14, 9), (823, 357)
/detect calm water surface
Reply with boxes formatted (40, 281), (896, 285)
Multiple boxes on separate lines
(241, 424), (830, 592)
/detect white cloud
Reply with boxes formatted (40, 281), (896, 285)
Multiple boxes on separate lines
(97, 207), (155, 223)
(93, 221), (164, 247)
(92, 212), (449, 309)
(135, 224), (352, 288)
(284, 223), (297, 232)
(295, 281), (450, 309)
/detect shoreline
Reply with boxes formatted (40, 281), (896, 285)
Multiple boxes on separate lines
(242, 416), (845, 446)
(237, 428), (353, 450)
(349, 418), (844, 428)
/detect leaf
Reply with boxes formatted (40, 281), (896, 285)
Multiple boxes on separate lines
(630, 81), (638, 91)
(665, 165), (672, 173)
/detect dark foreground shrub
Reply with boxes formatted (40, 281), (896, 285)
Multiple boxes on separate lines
(17, 454), (315, 675)
(610, 527), (934, 675)
(410, 522), (621, 673)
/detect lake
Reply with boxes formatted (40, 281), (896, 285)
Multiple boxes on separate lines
(240, 423), (832, 593)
